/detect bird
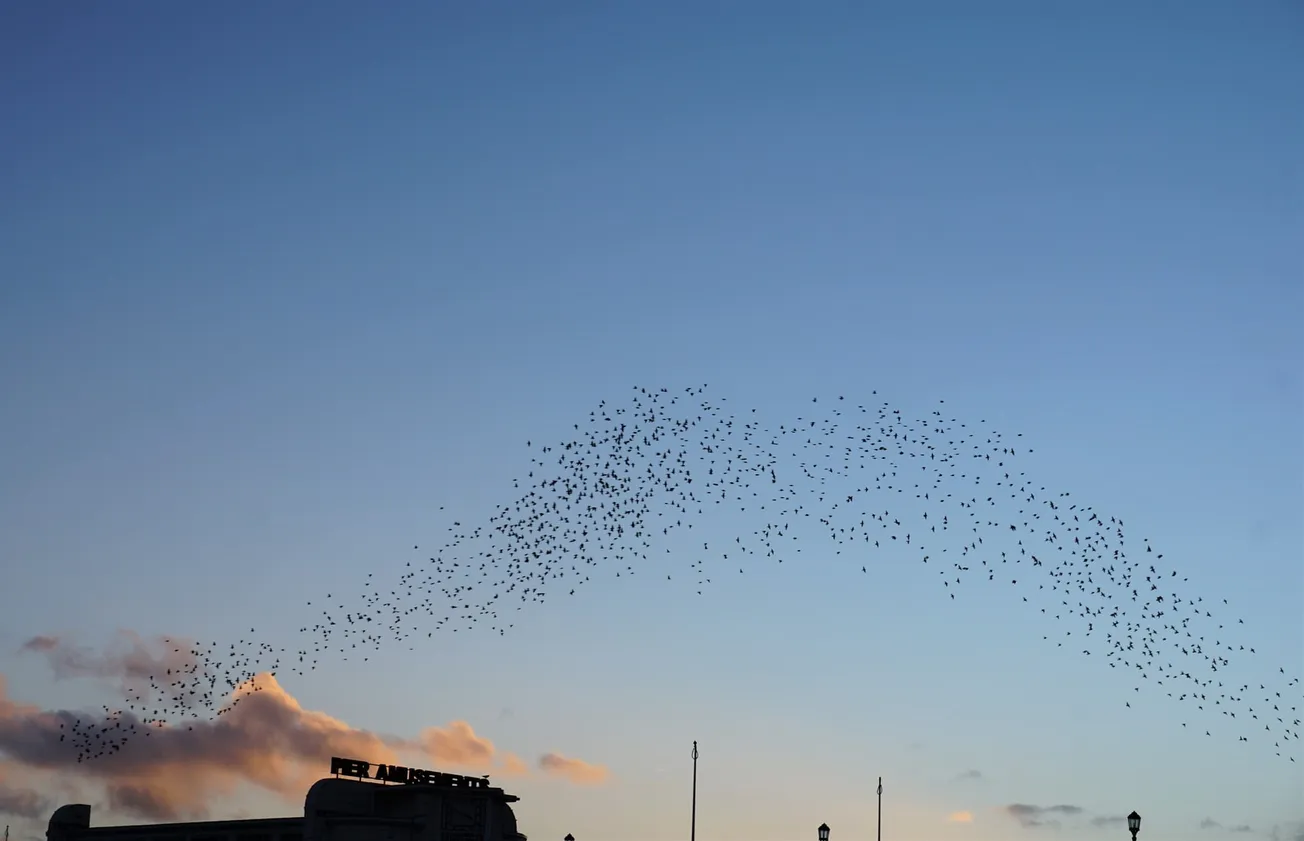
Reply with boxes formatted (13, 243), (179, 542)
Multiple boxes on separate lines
(63, 386), (1300, 764)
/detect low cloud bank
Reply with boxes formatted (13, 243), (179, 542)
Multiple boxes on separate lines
(1, 632), (608, 824)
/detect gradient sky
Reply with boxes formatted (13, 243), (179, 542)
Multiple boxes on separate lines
(1, 3), (1301, 840)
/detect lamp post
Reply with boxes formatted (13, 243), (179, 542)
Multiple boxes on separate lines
(564, 836), (574, 841)
(818, 822), (830, 841)
(1128, 812), (1141, 841)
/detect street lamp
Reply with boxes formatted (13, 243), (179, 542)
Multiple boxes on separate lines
(1128, 812), (1141, 841)
(818, 823), (830, 841)
(564, 835), (574, 841)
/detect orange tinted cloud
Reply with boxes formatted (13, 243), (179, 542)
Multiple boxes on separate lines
(417, 721), (495, 769)
(412, 722), (542, 781)
(950, 811), (975, 823)
(1, 670), (405, 821)
(1, 632), (610, 823)
(499, 753), (529, 777)
(538, 752), (609, 785)
(0, 759), (51, 819)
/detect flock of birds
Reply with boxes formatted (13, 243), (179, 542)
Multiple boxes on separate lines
(65, 386), (1299, 764)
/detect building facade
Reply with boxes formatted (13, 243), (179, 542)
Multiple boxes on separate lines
(45, 759), (527, 841)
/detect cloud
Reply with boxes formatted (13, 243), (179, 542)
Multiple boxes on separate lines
(1269, 822), (1304, 841)
(417, 721), (495, 769)
(949, 811), (975, 823)
(410, 726), (525, 779)
(1092, 816), (1126, 829)
(20, 632), (195, 685)
(0, 670), (405, 821)
(18, 632), (209, 713)
(0, 634), (611, 823)
(0, 763), (51, 819)
(1201, 819), (1255, 834)
(499, 753), (529, 777)
(956, 769), (983, 781)
(538, 752), (609, 785)
(1004, 803), (1085, 829)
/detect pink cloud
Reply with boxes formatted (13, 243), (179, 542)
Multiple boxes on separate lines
(538, 752), (609, 785)
(1, 632), (611, 823)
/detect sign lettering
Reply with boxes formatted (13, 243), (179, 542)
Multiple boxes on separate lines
(329, 757), (489, 788)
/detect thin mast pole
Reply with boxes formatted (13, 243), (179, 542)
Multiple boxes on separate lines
(691, 741), (698, 841)
(877, 776), (883, 841)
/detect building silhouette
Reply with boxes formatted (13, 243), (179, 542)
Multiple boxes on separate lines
(45, 760), (527, 841)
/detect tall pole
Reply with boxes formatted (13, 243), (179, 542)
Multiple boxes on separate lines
(691, 741), (699, 841)
(877, 777), (883, 841)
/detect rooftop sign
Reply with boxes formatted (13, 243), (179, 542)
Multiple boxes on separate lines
(330, 756), (490, 788)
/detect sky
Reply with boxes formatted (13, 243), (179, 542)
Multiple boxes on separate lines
(1, 2), (1301, 840)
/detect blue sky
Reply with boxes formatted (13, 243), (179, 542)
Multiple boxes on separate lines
(0, 2), (1300, 840)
